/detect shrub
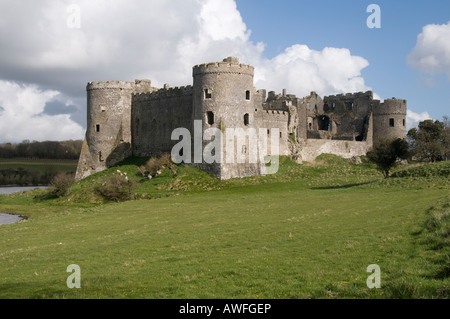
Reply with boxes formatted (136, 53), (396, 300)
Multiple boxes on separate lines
(137, 165), (148, 177)
(392, 161), (450, 178)
(95, 175), (135, 202)
(48, 172), (74, 197)
(144, 153), (176, 176)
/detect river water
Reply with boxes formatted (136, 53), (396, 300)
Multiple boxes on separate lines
(0, 186), (48, 225)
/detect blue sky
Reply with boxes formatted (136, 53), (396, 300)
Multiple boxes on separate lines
(0, 0), (448, 142)
(235, 0), (450, 121)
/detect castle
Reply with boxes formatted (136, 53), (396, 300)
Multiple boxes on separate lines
(75, 57), (407, 181)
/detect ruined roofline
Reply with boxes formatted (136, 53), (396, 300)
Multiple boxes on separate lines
(383, 97), (407, 104)
(324, 91), (374, 100)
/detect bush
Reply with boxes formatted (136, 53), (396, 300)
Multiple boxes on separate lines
(144, 153), (176, 177)
(48, 172), (74, 197)
(95, 175), (135, 202)
(392, 161), (450, 178)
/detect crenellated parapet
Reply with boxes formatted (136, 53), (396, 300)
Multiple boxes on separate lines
(86, 80), (135, 91)
(373, 98), (407, 116)
(133, 85), (193, 102)
(193, 57), (254, 77)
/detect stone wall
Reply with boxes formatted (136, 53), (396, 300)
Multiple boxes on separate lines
(131, 86), (193, 157)
(297, 139), (372, 162)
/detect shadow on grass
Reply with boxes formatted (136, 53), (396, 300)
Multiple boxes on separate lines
(0, 281), (72, 299)
(310, 180), (378, 190)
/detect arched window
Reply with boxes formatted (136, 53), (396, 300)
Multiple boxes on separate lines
(246, 90), (251, 100)
(206, 111), (214, 125)
(244, 113), (249, 126)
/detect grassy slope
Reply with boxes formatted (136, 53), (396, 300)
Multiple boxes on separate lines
(0, 156), (448, 299)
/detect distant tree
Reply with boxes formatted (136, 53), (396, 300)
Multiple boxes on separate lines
(408, 119), (446, 162)
(0, 140), (82, 159)
(443, 116), (450, 161)
(367, 138), (409, 178)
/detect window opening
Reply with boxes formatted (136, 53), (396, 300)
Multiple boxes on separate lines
(206, 111), (214, 125)
(244, 113), (249, 126)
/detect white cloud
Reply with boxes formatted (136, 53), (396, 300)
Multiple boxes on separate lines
(0, 80), (85, 143)
(252, 45), (371, 97)
(407, 21), (450, 76)
(406, 109), (432, 131)
(0, 0), (376, 142)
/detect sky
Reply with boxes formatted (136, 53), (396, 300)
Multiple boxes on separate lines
(0, 0), (449, 143)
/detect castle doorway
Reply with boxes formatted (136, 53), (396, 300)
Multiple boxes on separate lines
(318, 115), (331, 131)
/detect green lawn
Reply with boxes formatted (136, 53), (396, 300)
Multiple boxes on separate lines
(0, 156), (448, 299)
(0, 158), (78, 172)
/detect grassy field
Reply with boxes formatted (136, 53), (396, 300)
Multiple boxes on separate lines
(0, 158), (78, 172)
(0, 155), (448, 299)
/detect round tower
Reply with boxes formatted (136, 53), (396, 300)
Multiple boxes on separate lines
(85, 81), (134, 172)
(192, 57), (258, 179)
(372, 98), (407, 145)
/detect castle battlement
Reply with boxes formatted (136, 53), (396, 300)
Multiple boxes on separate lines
(86, 81), (135, 91)
(193, 57), (254, 77)
(374, 98), (407, 115)
(133, 85), (193, 101)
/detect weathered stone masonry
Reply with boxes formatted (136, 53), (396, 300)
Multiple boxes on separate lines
(76, 57), (407, 181)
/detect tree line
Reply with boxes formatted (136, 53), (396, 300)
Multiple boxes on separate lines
(0, 140), (83, 159)
(0, 167), (59, 186)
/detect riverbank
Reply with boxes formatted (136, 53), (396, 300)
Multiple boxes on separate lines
(0, 186), (48, 195)
(0, 186), (48, 225)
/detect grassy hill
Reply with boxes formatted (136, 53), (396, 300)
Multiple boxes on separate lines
(0, 155), (448, 298)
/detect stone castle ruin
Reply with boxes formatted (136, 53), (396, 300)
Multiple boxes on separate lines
(75, 57), (407, 181)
